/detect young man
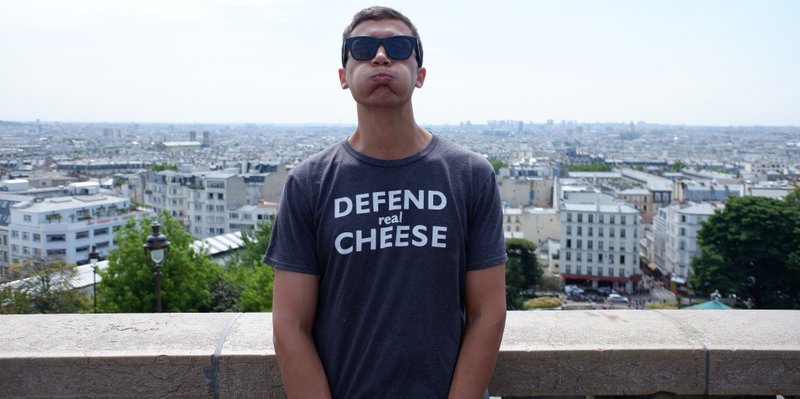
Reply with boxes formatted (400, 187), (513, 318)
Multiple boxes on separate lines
(264, 6), (507, 398)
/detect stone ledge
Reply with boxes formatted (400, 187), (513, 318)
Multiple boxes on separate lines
(0, 310), (798, 397)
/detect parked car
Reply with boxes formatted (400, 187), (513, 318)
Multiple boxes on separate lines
(564, 285), (584, 295)
(597, 287), (612, 296)
(607, 293), (629, 304)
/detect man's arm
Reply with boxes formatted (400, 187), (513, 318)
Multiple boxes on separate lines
(272, 269), (332, 398)
(448, 263), (507, 399)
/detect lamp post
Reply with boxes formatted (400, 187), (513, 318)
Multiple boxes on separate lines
(143, 222), (170, 313)
(88, 245), (100, 313)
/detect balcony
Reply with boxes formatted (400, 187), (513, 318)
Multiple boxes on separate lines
(0, 311), (798, 397)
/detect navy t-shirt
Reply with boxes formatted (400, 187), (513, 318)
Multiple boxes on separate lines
(264, 135), (507, 398)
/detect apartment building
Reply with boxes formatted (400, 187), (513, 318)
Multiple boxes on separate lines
(617, 188), (654, 224)
(652, 202), (721, 279)
(4, 182), (136, 268)
(143, 169), (286, 239)
(558, 201), (641, 293)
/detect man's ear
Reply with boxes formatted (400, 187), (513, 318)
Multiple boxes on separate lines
(415, 67), (426, 88)
(339, 68), (349, 89)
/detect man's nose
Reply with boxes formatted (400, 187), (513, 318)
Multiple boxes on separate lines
(371, 44), (392, 65)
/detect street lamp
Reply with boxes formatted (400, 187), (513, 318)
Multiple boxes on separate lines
(88, 245), (101, 313)
(143, 222), (170, 313)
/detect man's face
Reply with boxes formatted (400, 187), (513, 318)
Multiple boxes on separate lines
(339, 19), (426, 108)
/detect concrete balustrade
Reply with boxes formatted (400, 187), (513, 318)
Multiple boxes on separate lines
(1, 310), (798, 398)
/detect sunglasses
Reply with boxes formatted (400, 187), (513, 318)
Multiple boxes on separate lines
(341, 35), (423, 67)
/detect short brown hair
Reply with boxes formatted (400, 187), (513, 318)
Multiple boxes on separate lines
(342, 6), (420, 39)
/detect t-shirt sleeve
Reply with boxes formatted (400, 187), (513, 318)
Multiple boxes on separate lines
(466, 165), (508, 271)
(262, 173), (320, 274)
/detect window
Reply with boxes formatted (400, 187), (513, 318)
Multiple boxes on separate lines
(588, 240), (593, 249)
(24, 215), (32, 222)
(207, 205), (214, 211)
(566, 251), (571, 261)
(566, 264), (571, 274)
(47, 248), (67, 256)
(598, 253), (603, 263)
(566, 239), (572, 249)
(76, 231), (90, 239)
(620, 229), (626, 238)
(597, 267), (603, 276)
(620, 255), (625, 264)
(680, 227), (686, 236)
(576, 252), (582, 261)
(621, 215), (627, 225)
(76, 245), (89, 253)
(566, 225), (572, 235)
(610, 215), (615, 224)
(22, 232), (29, 240)
(586, 266), (592, 275)
(47, 234), (66, 242)
(588, 214), (594, 223)
(229, 212), (239, 219)
(679, 240), (686, 250)
(599, 214), (605, 224)
(208, 193), (214, 200)
(217, 193), (224, 200)
(681, 215), (687, 223)
(567, 213), (572, 222)
(576, 265), (582, 275)
(578, 213), (583, 223)
(610, 228), (615, 238)
(577, 239), (582, 249)
(96, 241), (110, 248)
(195, 215), (202, 221)
(11, 230), (18, 238)
(577, 226), (582, 236)
(609, 255), (614, 264)
(216, 205), (225, 212)
(598, 227), (604, 237)
(619, 268), (625, 277)
(33, 233), (41, 242)
(599, 241), (604, 250)
(94, 227), (109, 236)
(588, 227), (593, 236)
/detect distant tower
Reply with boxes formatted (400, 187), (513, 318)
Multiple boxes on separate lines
(189, 130), (197, 141)
(203, 131), (210, 146)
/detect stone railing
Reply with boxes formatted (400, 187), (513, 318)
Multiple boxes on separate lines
(1, 310), (798, 398)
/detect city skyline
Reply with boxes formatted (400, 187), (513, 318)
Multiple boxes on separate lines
(1, 0), (799, 126)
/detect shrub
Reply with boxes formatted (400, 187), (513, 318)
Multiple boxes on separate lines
(523, 296), (563, 310)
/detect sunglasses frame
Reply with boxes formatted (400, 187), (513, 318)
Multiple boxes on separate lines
(341, 35), (423, 67)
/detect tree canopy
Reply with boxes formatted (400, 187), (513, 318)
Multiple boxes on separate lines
(98, 213), (222, 312)
(0, 259), (88, 314)
(690, 192), (800, 309)
(505, 238), (542, 310)
(568, 163), (612, 172)
(213, 221), (275, 312)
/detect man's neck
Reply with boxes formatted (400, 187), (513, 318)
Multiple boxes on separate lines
(348, 104), (431, 160)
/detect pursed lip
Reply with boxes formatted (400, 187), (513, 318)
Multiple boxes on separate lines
(371, 72), (393, 81)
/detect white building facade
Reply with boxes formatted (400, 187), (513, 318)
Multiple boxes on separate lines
(558, 202), (642, 293)
(6, 183), (138, 267)
(652, 202), (721, 279)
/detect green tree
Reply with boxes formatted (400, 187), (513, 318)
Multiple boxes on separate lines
(489, 159), (505, 175)
(690, 195), (800, 309)
(0, 259), (88, 314)
(98, 213), (221, 312)
(505, 238), (542, 310)
(668, 160), (687, 173)
(149, 162), (179, 172)
(568, 163), (612, 172)
(216, 221), (275, 312)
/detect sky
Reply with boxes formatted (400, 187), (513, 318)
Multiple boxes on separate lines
(1, 0), (799, 126)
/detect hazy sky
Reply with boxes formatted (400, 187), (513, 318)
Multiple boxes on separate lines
(2, 0), (799, 126)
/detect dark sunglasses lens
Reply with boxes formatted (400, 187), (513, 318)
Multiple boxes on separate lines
(385, 37), (414, 60)
(350, 38), (378, 60)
